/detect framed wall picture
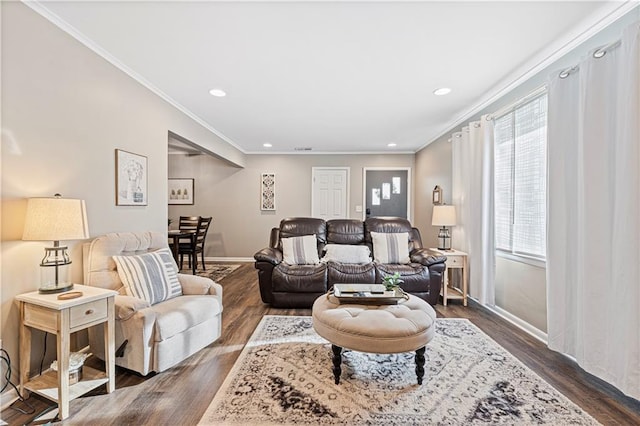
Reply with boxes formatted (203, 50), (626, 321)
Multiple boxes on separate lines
(168, 178), (195, 205)
(115, 149), (148, 206)
(432, 185), (443, 205)
(261, 173), (276, 210)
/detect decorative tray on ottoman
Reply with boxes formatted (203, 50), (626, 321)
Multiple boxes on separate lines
(331, 284), (409, 305)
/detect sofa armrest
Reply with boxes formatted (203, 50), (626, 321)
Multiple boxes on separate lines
(254, 247), (283, 265)
(410, 250), (447, 267)
(178, 273), (221, 295)
(115, 295), (152, 321)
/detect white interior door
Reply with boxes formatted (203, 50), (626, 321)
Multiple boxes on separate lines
(312, 167), (349, 219)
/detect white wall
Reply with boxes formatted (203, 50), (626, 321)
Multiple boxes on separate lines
(414, 139), (452, 249)
(168, 152), (416, 258)
(494, 257), (547, 332)
(0, 2), (244, 386)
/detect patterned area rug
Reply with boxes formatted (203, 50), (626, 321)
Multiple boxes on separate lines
(182, 263), (241, 282)
(199, 316), (599, 426)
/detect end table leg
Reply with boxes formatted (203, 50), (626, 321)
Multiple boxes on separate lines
(415, 347), (426, 385)
(58, 313), (71, 419)
(19, 303), (32, 399)
(105, 297), (116, 393)
(331, 345), (342, 384)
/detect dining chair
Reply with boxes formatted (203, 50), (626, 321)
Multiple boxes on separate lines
(168, 216), (200, 275)
(168, 216), (199, 266)
(178, 216), (199, 232)
(178, 216), (212, 273)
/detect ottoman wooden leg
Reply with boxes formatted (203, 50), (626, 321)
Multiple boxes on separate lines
(415, 347), (426, 385)
(331, 345), (342, 384)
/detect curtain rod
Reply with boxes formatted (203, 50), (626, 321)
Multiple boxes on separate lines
(559, 39), (622, 79)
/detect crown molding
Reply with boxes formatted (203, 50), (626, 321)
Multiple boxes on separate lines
(244, 150), (416, 155)
(418, 1), (640, 151)
(24, 1), (636, 155)
(24, 1), (246, 155)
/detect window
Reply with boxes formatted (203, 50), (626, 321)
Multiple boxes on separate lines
(494, 92), (547, 260)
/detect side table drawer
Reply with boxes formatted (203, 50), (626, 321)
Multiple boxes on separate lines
(23, 304), (58, 332)
(445, 256), (463, 268)
(70, 299), (108, 328)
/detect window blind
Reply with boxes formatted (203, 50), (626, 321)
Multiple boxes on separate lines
(494, 93), (547, 259)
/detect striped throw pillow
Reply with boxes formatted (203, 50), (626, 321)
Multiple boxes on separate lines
(281, 234), (320, 265)
(113, 248), (182, 305)
(370, 231), (410, 264)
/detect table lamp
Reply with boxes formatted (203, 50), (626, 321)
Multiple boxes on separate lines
(22, 194), (89, 293)
(432, 204), (456, 251)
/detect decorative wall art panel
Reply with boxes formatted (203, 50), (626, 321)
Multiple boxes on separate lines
(261, 173), (276, 210)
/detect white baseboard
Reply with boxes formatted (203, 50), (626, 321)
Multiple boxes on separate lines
(204, 257), (254, 263)
(0, 334), (19, 412)
(1, 388), (18, 412)
(484, 303), (548, 344)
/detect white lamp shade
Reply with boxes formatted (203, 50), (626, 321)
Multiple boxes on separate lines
(432, 205), (456, 227)
(22, 197), (89, 241)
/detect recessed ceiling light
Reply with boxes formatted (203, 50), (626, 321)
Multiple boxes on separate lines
(433, 87), (452, 96)
(209, 88), (226, 97)
(387, 143), (397, 147)
(263, 143), (272, 148)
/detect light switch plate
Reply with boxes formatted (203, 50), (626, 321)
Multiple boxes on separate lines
(355, 205), (363, 212)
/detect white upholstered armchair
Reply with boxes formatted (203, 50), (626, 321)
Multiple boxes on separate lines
(83, 232), (223, 375)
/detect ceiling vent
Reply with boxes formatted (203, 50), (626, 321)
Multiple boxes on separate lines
(294, 147), (313, 151)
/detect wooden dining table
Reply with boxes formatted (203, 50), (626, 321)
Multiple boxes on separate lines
(168, 229), (197, 274)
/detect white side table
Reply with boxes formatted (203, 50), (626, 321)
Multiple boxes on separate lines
(428, 248), (468, 306)
(16, 285), (117, 419)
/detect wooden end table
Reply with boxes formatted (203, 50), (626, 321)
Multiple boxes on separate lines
(428, 248), (468, 306)
(16, 285), (117, 420)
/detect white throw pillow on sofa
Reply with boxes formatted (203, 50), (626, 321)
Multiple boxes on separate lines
(322, 244), (371, 264)
(113, 248), (182, 305)
(370, 231), (410, 264)
(281, 234), (320, 265)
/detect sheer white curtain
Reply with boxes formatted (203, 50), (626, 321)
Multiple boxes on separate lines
(451, 116), (495, 306)
(547, 22), (639, 400)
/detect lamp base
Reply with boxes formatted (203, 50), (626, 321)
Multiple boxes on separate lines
(39, 283), (74, 294)
(437, 226), (451, 251)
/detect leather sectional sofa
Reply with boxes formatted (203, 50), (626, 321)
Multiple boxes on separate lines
(254, 217), (447, 308)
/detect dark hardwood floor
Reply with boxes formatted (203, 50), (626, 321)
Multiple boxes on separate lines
(3, 263), (639, 425)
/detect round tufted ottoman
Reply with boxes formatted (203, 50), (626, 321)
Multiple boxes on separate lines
(312, 293), (436, 385)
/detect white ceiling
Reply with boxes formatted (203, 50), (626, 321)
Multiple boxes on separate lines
(32, 1), (626, 154)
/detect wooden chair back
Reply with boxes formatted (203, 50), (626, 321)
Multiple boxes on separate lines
(179, 216), (199, 232)
(195, 217), (213, 250)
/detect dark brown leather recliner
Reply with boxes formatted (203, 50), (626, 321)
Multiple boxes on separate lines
(254, 217), (446, 308)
